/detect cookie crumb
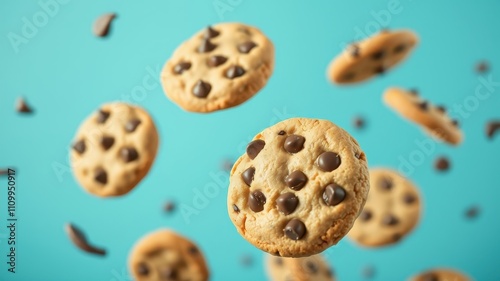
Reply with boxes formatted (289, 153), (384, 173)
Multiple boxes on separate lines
(475, 61), (489, 73)
(240, 254), (253, 267)
(221, 158), (234, 172)
(16, 97), (33, 113)
(353, 116), (365, 129)
(362, 265), (376, 279)
(93, 13), (116, 37)
(434, 156), (450, 171)
(486, 121), (500, 139)
(163, 201), (176, 213)
(465, 205), (480, 219)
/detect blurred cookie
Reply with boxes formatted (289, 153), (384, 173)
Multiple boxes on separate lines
(410, 268), (471, 281)
(129, 229), (209, 281)
(160, 23), (274, 113)
(227, 118), (369, 257)
(383, 88), (463, 145)
(349, 168), (421, 247)
(266, 254), (335, 281)
(71, 102), (159, 197)
(328, 29), (418, 84)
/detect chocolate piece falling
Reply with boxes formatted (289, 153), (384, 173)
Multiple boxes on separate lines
(163, 201), (175, 213)
(465, 205), (480, 219)
(72, 140), (86, 154)
(204, 26), (220, 39)
(93, 13), (116, 37)
(120, 147), (139, 162)
(238, 41), (257, 54)
(322, 184), (346, 206)
(198, 38), (217, 53)
(284, 171), (308, 191)
(434, 156), (450, 171)
(353, 116), (365, 129)
(284, 135), (305, 153)
(246, 140), (265, 160)
(486, 121), (500, 139)
(208, 55), (227, 67)
(362, 265), (376, 279)
(225, 65), (246, 79)
(276, 193), (299, 215)
(16, 97), (33, 113)
(65, 223), (106, 256)
(475, 61), (489, 73)
(241, 167), (255, 186)
(174, 62), (191, 74)
(100, 136), (114, 150)
(240, 254), (253, 266)
(317, 152), (341, 172)
(0, 169), (8, 176)
(94, 168), (107, 184)
(248, 190), (266, 212)
(125, 119), (141, 133)
(192, 80), (212, 98)
(96, 110), (110, 124)
(284, 219), (306, 240)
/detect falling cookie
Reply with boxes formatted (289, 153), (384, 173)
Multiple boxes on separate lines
(129, 229), (209, 281)
(383, 88), (463, 145)
(70, 102), (159, 197)
(410, 268), (471, 281)
(160, 23), (274, 113)
(266, 254), (335, 281)
(348, 168), (421, 247)
(227, 118), (369, 257)
(328, 29), (418, 84)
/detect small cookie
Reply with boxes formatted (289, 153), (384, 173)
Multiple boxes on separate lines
(129, 229), (209, 281)
(227, 118), (369, 257)
(70, 102), (159, 197)
(410, 268), (471, 281)
(328, 29), (418, 84)
(383, 88), (463, 145)
(266, 254), (335, 281)
(160, 23), (274, 113)
(348, 168), (421, 247)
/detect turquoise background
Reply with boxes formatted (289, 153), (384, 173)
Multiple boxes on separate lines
(1, 0), (499, 280)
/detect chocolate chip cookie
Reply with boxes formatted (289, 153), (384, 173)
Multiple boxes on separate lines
(129, 229), (209, 281)
(348, 168), (421, 247)
(410, 268), (471, 281)
(160, 23), (274, 113)
(383, 87), (463, 145)
(70, 102), (159, 197)
(266, 254), (335, 281)
(227, 118), (369, 257)
(328, 29), (418, 84)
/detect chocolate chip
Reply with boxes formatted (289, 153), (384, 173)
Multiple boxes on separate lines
(451, 119), (459, 127)
(382, 214), (399, 226)
(242, 167), (255, 186)
(198, 38), (217, 53)
(284, 135), (305, 153)
(359, 210), (372, 222)
(465, 205), (480, 219)
(16, 97), (33, 113)
(207, 55), (227, 67)
(246, 140), (265, 160)
(305, 261), (318, 274)
(159, 267), (177, 279)
(240, 254), (253, 267)
(120, 147), (139, 162)
(284, 171), (308, 191)
(278, 130), (286, 135)
(317, 152), (341, 172)
(65, 223), (106, 256)
(204, 26), (220, 39)
(393, 44), (406, 54)
(408, 88), (419, 96)
(232, 204), (240, 213)
(238, 41), (257, 53)
(374, 65), (385, 74)
(93, 13), (116, 37)
(371, 50), (385, 60)
(189, 246), (198, 254)
(322, 184), (346, 206)
(436, 105), (446, 113)
(192, 80), (212, 98)
(94, 168), (107, 184)
(379, 177), (393, 191)
(403, 193), (417, 205)
(362, 265), (376, 279)
(475, 61), (489, 73)
(125, 119), (141, 133)
(486, 121), (500, 138)
(225, 65), (246, 79)
(418, 101), (429, 110)
(274, 257), (283, 266)
(137, 263), (149, 276)
(277, 193), (299, 215)
(434, 156), (450, 171)
(343, 72), (356, 81)
(284, 219), (306, 240)
(353, 116), (365, 129)
(221, 158), (233, 172)
(100, 136), (114, 150)
(421, 272), (439, 281)
(73, 140), (86, 154)
(174, 62), (191, 74)
(96, 110), (110, 124)
(248, 190), (266, 212)
(349, 44), (360, 57)
(163, 201), (175, 213)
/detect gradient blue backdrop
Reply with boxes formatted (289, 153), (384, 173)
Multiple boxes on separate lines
(1, 0), (499, 280)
